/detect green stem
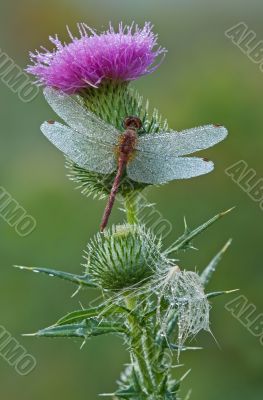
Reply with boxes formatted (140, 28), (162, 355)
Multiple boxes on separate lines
(124, 192), (139, 225)
(121, 194), (172, 398)
(125, 297), (155, 395)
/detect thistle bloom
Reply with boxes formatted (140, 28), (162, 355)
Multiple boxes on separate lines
(26, 22), (166, 94)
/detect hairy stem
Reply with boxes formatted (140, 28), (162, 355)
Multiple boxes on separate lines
(125, 297), (155, 394)
(124, 192), (139, 225)
(120, 194), (176, 398)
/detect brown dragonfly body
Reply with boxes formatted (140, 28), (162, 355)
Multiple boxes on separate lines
(100, 116), (142, 231)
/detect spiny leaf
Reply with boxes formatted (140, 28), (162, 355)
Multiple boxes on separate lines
(165, 207), (235, 255)
(56, 304), (130, 326)
(14, 265), (97, 288)
(100, 388), (142, 398)
(24, 319), (127, 338)
(169, 369), (191, 393)
(207, 289), (239, 299)
(116, 365), (143, 398)
(200, 239), (232, 286)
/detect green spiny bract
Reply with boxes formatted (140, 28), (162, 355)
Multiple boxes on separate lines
(66, 80), (169, 199)
(84, 224), (165, 290)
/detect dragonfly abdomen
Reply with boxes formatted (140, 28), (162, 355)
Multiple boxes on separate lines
(100, 117), (142, 231)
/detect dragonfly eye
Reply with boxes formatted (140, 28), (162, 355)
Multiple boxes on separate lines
(123, 116), (142, 130)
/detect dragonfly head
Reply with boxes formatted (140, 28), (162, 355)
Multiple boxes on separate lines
(123, 116), (142, 131)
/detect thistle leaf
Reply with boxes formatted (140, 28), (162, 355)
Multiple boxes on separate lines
(14, 265), (97, 288)
(169, 369), (191, 393)
(24, 319), (127, 338)
(56, 304), (129, 326)
(100, 388), (141, 398)
(200, 239), (232, 286)
(165, 208), (235, 255)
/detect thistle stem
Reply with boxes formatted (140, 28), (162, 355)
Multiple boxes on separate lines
(124, 192), (139, 225)
(122, 194), (170, 397)
(125, 296), (155, 394)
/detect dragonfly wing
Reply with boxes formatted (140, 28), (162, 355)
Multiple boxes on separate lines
(41, 121), (117, 174)
(136, 124), (227, 156)
(43, 87), (120, 145)
(127, 152), (214, 184)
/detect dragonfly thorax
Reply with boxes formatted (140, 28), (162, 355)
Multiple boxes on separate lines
(117, 116), (141, 161)
(123, 115), (142, 130)
(118, 129), (138, 159)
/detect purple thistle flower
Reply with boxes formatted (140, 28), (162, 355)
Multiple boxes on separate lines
(26, 22), (166, 94)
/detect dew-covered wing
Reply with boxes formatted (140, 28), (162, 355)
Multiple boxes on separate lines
(136, 125), (228, 156)
(127, 152), (214, 184)
(43, 87), (119, 145)
(41, 121), (117, 174)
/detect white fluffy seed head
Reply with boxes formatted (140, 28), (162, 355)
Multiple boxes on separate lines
(156, 265), (210, 348)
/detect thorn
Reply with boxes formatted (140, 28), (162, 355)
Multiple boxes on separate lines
(201, 238), (233, 286)
(184, 389), (192, 400)
(183, 216), (189, 232)
(13, 265), (29, 270)
(22, 333), (37, 337)
(209, 328), (221, 350)
(222, 238), (233, 251)
(179, 369), (191, 382)
(220, 206), (236, 216)
(71, 285), (81, 298)
(225, 288), (240, 294)
(170, 363), (184, 369)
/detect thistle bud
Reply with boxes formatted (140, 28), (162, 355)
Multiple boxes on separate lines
(84, 224), (164, 290)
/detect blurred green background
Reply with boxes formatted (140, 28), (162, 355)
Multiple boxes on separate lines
(0, 0), (262, 399)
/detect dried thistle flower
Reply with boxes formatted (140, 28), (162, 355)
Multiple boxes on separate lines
(155, 265), (211, 348)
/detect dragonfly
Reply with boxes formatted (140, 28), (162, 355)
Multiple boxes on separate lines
(41, 88), (228, 231)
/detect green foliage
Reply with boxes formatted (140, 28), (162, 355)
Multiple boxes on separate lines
(14, 265), (97, 287)
(26, 319), (127, 338)
(200, 239), (232, 286)
(56, 304), (130, 325)
(18, 210), (235, 399)
(165, 207), (235, 255)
